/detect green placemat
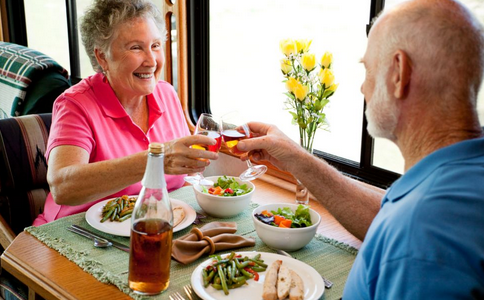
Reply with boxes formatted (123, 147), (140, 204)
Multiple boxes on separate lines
(25, 186), (357, 300)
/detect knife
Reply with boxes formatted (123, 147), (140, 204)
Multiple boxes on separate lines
(70, 225), (130, 253)
(275, 249), (333, 289)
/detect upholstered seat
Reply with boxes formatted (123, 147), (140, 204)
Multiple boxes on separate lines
(0, 113), (51, 250)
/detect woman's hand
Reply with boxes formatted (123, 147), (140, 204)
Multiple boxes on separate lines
(164, 134), (219, 174)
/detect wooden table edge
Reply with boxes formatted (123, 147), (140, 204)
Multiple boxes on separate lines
(1, 231), (131, 300)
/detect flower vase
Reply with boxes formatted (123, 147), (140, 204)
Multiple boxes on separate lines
(295, 145), (313, 205)
(295, 178), (310, 205)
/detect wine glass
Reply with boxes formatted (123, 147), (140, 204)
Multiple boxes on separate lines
(184, 113), (222, 185)
(221, 111), (267, 181)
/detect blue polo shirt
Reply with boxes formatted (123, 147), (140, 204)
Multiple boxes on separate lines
(343, 137), (484, 299)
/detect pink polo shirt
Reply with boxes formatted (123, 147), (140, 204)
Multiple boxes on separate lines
(33, 72), (190, 226)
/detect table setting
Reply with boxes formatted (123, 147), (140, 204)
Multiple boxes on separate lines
(24, 184), (358, 300)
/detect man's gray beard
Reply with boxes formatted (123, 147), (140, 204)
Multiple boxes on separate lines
(365, 72), (399, 141)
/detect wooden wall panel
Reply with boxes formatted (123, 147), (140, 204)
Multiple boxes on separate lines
(160, 0), (194, 131)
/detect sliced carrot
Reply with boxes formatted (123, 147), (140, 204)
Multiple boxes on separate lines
(212, 186), (224, 195)
(279, 219), (292, 228)
(261, 210), (273, 217)
(273, 215), (285, 226)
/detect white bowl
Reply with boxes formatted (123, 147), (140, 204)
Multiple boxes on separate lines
(192, 176), (255, 218)
(252, 203), (321, 251)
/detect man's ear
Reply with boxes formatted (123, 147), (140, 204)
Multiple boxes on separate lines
(391, 50), (412, 99)
(94, 48), (108, 72)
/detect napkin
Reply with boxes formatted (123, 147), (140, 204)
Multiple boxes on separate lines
(172, 222), (255, 264)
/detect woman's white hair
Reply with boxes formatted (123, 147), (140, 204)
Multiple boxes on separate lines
(80, 0), (166, 73)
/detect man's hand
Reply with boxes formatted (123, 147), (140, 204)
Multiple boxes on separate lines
(237, 122), (308, 172)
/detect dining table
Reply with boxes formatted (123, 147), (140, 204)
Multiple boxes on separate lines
(1, 174), (362, 300)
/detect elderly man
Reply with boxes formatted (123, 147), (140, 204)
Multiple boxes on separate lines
(238, 0), (484, 298)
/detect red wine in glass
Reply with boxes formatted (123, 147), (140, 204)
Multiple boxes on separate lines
(193, 131), (222, 153)
(185, 113), (221, 185)
(221, 112), (267, 181)
(221, 129), (249, 156)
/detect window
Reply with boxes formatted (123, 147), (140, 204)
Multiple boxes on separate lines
(209, 0), (369, 164)
(192, 0), (401, 187)
(189, 0), (484, 186)
(24, 0), (70, 72)
(23, 0), (95, 82)
(23, 0), (169, 81)
(9, 0), (483, 188)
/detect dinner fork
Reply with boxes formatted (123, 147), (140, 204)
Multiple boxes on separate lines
(183, 284), (200, 300)
(169, 292), (186, 300)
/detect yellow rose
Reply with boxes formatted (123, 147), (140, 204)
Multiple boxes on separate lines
(293, 81), (309, 101)
(280, 59), (292, 74)
(319, 68), (335, 88)
(301, 53), (316, 71)
(280, 39), (297, 57)
(320, 51), (333, 69)
(285, 77), (299, 92)
(328, 83), (339, 92)
(295, 39), (312, 53)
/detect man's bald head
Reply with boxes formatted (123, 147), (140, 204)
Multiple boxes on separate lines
(372, 0), (484, 105)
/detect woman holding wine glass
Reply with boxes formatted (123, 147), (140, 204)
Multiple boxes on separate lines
(32, 0), (218, 226)
(185, 113), (222, 185)
(221, 111), (267, 180)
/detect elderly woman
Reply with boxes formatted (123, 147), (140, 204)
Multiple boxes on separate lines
(33, 0), (216, 225)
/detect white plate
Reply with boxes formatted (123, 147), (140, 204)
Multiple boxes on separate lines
(191, 251), (325, 300)
(85, 197), (196, 237)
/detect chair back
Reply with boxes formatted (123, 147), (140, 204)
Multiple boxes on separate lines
(0, 42), (70, 118)
(0, 114), (51, 248)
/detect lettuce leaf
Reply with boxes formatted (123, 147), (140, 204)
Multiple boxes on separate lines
(211, 176), (252, 196)
(271, 204), (312, 228)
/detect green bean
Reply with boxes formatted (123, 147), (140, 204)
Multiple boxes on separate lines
(100, 206), (115, 223)
(202, 269), (209, 287)
(234, 258), (250, 269)
(110, 207), (118, 222)
(232, 276), (246, 283)
(103, 201), (117, 211)
(226, 265), (233, 283)
(240, 268), (254, 279)
(230, 261), (236, 280)
(249, 258), (268, 268)
(101, 196), (136, 222)
(229, 280), (246, 289)
(119, 208), (133, 218)
(118, 214), (131, 222)
(251, 266), (266, 272)
(213, 259), (229, 266)
(227, 252), (236, 260)
(206, 270), (215, 285)
(251, 253), (261, 261)
(202, 253), (267, 295)
(217, 264), (229, 295)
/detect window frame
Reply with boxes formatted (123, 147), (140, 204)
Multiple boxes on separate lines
(187, 0), (400, 188)
(1, 0), (401, 188)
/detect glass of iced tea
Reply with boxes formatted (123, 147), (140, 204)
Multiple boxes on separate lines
(221, 111), (267, 180)
(184, 113), (222, 185)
